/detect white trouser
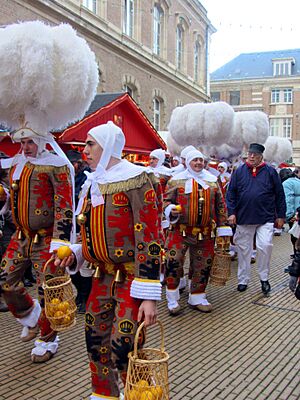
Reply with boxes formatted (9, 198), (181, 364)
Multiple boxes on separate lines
(234, 223), (274, 285)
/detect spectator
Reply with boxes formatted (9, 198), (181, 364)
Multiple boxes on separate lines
(226, 143), (286, 294)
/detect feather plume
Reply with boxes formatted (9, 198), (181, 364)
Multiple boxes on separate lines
(233, 111), (269, 147)
(264, 137), (292, 164)
(168, 101), (234, 147)
(0, 21), (98, 134)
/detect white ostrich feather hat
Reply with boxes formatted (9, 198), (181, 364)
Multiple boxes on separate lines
(0, 20), (99, 141)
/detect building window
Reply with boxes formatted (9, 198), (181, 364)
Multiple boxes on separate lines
(284, 89), (293, 103)
(153, 98), (161, 130)
(271, 89), (280, 103)
(229, 91), (240, 106)
(123, 0), (134, 37)
(283, 118), (292, 138)
(176, 25), (184, 70)
(270, 119), (280, 136)
(194, 41), (201, 82)
(82, 0), (96, 13)
(211, 92), (220, 102)
(123, 85), (133, 97)
(272, 58), (294, 76)
(270, 118), (292, 138)
(153, 5), (163, 56)
(271, 88), (293, 103)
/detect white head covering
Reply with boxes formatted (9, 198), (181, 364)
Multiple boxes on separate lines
(150, 149), (166, 168)
(180, 145), (197, 159)
(218, 162), (228, 172)
(88, 121), (125, 170)
(173, 156), (181, 163)
(182, 150), (217, 192)
(77, 121), (125, 209)
(218, 161), (231, 182)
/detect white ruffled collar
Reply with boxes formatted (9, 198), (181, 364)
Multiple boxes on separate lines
(76, 159), (147, 211)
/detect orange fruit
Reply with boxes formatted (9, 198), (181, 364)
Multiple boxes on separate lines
(140, 391), (154, 400)
(57, 300), (70, 313)
(56, 245), (72, 260)
(175, 205), (182, 212)
(136, 380), (149, 391)
(150, 386), (163, 399)
(126, 388), (139, 400)
(63, 315), (72, 325)
(51, 298), (60, 305)
(54, 310), (64, 323)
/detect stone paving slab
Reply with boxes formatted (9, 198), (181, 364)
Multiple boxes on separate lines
(1, 232), (300, 399)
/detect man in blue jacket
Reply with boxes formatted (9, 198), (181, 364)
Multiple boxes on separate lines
(226, 143), (286, 294)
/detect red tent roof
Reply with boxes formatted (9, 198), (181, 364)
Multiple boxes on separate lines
(58, 93), (166, 154)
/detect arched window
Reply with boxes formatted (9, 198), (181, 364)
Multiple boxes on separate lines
(123, 0), (134, 37)
(176, 24), (184, 70)
(123, 84), (133, 98)
(122, 75), (141, 103)
(153, 5), (163, 56)
(194, 41), (201, 82)
(153, 98), (161, 131)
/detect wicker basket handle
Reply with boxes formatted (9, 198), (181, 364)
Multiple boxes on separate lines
(133, 319), (165, 358)
(42, 255), (56, 275)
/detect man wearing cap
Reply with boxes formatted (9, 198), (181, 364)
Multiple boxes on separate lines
(226, 143), (286, 294)
(56, 121), (162, 400)
(163, 149), (228, 314)
(0, 127), (74, 362)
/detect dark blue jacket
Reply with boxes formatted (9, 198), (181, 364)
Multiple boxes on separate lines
(226, 163), (286, 225)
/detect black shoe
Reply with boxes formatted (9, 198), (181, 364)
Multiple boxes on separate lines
(284, 266), (291, 273)
(237, 284), (247, 292)
(77, 302), (86, 314)
(261, 280), (271, 295)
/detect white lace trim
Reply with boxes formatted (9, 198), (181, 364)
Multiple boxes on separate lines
(130, 280), (161, 300)
(17, 299), (41, 329)
(31, 337), (59, 356)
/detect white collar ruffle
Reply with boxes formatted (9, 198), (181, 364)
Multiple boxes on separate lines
(171, 168), (217, 193)
(76, 159), (146, 212)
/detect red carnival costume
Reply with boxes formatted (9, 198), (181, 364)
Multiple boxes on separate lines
(164, 150), (228, 313)
(0, 133), (74, 362)
(69, 122), (162, 400)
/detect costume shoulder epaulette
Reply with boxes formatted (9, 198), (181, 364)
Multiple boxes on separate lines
(99, 171), (149, 194)
(168, 178), (186, 187)
(147, 171), (160, 186)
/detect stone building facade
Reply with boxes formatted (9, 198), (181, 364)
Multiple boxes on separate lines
(210, 49), (300, 164)
(1, 0), (215, 131)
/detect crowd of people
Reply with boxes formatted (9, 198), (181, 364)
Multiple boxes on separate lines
(1, 124), (300, 400)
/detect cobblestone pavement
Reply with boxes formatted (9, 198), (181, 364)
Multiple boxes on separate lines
(1, 231), (300, 400)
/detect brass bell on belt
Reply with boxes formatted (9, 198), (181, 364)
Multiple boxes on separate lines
(198, 232), (203, 241)
(114, 269), (124, 283)
(76, 213), (87, 225)
(33, 233), (39, 244)
(94, 266), (101, 279)
(12, 181), (19, 191)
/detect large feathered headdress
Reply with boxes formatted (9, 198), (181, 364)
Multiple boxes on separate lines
(0, 21), (99, 140)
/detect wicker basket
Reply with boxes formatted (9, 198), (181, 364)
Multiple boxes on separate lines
(209, 252), (231, 286)
(43, 257), (77, 332)
(125, 320), (169, 400)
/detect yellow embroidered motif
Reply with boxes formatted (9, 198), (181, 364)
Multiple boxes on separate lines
(134, 223), (143, 232)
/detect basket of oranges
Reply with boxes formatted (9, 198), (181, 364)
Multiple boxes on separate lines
(125, 320), (169, 400)
(43, 246), (77, 332)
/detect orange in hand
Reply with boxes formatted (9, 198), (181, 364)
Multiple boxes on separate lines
(56, 245), (72, 260)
